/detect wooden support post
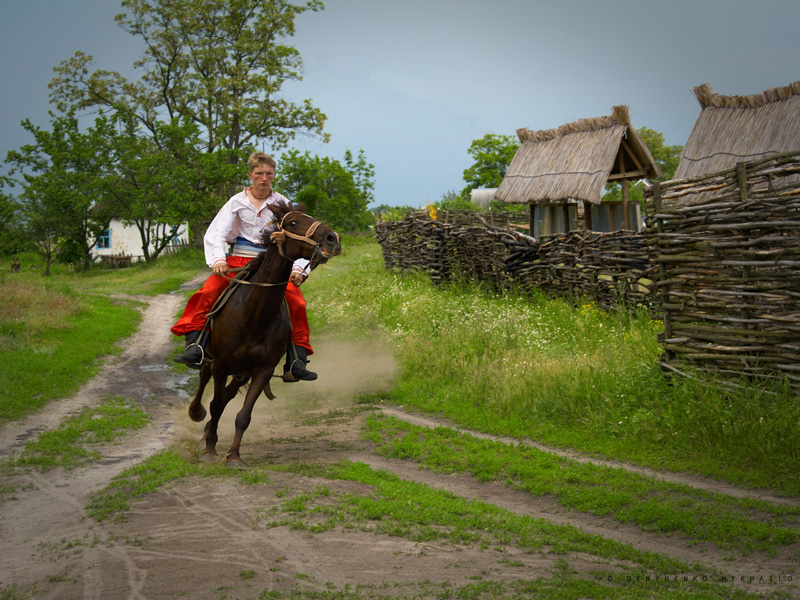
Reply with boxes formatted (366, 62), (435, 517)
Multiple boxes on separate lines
(529, 203), (534, 237)
(622, 179), (631, 230)
(584, 201), (593, 232)
(653, 182), (672, 359)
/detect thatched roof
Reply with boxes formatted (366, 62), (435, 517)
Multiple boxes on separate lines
(470, 188), (497, 208)
(495, 105), (662, 206)
(674, 81), (800, 180)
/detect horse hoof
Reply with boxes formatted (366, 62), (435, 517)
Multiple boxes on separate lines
(199, 451), (218, 463)
(226, 458), (246, 470)
(188, 405), (207, 423)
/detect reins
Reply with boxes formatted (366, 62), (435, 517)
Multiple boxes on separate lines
(226, 211), (327, 287)
(227, 265), (287, 287)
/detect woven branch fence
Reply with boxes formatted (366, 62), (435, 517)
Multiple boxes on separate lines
(644, 151), (800, 391)
(374, 210), (658, 311)
(374, 151), (800, 392)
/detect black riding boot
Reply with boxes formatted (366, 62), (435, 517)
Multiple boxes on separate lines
(174, 330), (205, 369)
(283, 344), (317, 382)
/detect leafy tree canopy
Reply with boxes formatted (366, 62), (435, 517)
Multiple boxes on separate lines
(436, 189), (479, 211)
(48, 0), (328, 154)
(461, 133), (519, 199)
(5, 111), (110, 271)
(0, 182), (25, 257)
(277, 149), (374, 231)
(93, 109), (249, 261)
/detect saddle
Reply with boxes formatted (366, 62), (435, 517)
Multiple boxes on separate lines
(195, 263), (293, 370)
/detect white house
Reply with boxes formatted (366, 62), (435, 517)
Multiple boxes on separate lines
(90, 220), (190, 264)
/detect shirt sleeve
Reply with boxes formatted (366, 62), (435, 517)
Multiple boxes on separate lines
(292, 258), (311, 275)
(204, 201), (236, 267)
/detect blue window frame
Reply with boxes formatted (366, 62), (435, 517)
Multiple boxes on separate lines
(98, 229), (110, 249)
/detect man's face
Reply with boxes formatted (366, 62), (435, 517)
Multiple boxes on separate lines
(249, 164), (276, 192)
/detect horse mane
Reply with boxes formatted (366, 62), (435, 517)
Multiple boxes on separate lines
(246, 199), (307, 272)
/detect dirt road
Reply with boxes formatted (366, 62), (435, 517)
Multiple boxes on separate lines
(0, 286), (797, 599)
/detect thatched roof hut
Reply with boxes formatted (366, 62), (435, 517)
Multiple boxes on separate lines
(674, 81), (800, 180)
(495, 105), (662, 207)
(470, 188), (497, 208)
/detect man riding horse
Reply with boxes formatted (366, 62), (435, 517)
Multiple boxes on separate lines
(171, 151), (318, 382)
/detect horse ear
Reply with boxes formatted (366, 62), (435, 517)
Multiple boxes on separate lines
(292, 201), (307, 214)
(266, 199), (290, 220)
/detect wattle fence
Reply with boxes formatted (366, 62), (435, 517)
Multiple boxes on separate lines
(374, 210), (656, 311)
(374, 152), (800, 392)
(644, 151), (800, 391)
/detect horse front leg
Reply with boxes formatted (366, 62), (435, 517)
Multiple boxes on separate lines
(198, 373), (250, 460)
(188, 363), (212, 423)
(225, 369), (273, 468)
(200, 366), (235, 461)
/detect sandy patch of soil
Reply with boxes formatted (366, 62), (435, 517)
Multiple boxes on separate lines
(0, 284), (797, 599)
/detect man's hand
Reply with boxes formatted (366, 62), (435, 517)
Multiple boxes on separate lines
(290, 272), (306, 286)
(213, 261), (229, 275)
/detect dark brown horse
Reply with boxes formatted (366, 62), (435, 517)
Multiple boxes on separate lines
(187, 200), (341, 467)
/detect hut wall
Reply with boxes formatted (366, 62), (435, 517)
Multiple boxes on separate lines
(588, 202), (643, 233)
(644, 151), (800, 392)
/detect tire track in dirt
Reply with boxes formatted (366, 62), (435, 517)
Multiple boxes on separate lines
(351, 450), (797, 594)
(378, 406), (799, 508)
(364, 408), (799, 595)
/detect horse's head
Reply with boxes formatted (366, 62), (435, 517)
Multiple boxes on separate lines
(264, 200), (341, 269)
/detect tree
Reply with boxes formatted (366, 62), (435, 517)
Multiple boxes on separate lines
(436, 189), (478, 211)
(94, 110), (248, 262)
(638, 126), (682, 181)
(461, 134), (519, 199)
(48, 0), (327, 154)
(5, 112), (109, 273)
(0, 181), (25, 257)
(277, 149), (374, 231)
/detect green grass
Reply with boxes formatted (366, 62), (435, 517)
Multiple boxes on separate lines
(365, 414), (800, 554)
(254, 578), (774, 600)
(0, 248), (206, 424)
(8, 397), (150, 472)
(0, 285), (141, 424)
(304, 236), (800, 496)
(2, 237), (798, 600)
(63, 248), (206, 297)
(91, 451), (780, 600)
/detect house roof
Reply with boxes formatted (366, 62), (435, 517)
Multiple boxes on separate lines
(470, 188), (497, 208)
(674, 81), (800, 180)
(495, 105), (662, 206)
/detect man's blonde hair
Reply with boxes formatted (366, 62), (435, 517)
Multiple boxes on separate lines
(248, 151), (276, 173)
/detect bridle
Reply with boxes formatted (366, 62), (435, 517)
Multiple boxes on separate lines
(228, 211), (337, 287)
(270, 211), (339, 269)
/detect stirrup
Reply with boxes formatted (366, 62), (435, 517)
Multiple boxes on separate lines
(283, 358), (317, 382)
(175, 342), (206, 369)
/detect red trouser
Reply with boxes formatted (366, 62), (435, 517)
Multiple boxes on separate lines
(170, 255), (312, 353)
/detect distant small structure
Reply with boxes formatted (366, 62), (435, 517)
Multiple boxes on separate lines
(470, 188), (498, 209)
(674, 80), (800, 180)
(495, 105), (661, 238)
(90, 219), (189, 264)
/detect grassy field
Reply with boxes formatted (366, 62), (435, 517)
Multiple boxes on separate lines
(3, 239), (798, 492)
(0, 250), (204, 424)
(307, 235), (800, 497)
(2, 238), (798, 600)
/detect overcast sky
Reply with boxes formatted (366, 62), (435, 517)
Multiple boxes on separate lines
(1, 0), (798, 208)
